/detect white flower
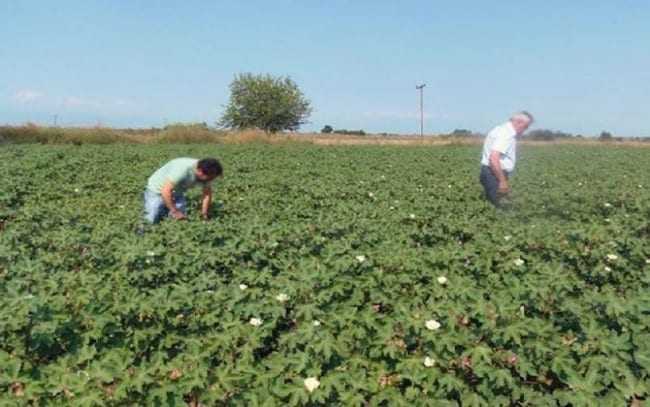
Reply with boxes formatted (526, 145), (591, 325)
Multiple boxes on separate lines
(604, 202), (613, 208)
(409, 214), (416, 219)
(74, 188), (80, 193)
(514, 258), (525, 266)
(276, 293), (289, 303)
(389, 206), (395, 210)
(578, 182), (583, 186)
(605, 266), (612, 272)
(312, 320), (321, 327)
(448, 184), (452, 188)
(423, 356), (436, 367)
(356, 255), (366, 263)
(304, 377), (320, 393)
(239, 284), (248, 291)
(645, 259), (650, 264)
(437, 276), (448, 285)
(368, 192), (375, 198)
(606, 254), (618, 261)
(249, 317), (262, 326)
(504, 235), (512, 241)
(425, 319), (441, 331)
(147, 251), (155, 257)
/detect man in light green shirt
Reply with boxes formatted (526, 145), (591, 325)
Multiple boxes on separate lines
(144, 157), (223, 223)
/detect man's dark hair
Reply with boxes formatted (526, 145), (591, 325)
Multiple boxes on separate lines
(197, 158), (223, 177)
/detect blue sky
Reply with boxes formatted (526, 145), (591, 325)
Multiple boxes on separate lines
(2, 1), (649, 136)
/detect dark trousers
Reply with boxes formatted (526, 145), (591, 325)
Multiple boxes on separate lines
(479, 165), (509, 207)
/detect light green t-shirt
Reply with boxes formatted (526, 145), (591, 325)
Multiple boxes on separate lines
(146, 158), (204, 194)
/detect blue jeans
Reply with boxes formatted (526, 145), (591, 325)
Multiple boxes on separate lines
(479, 165), (510, 207)
(143, 190), (187, 224)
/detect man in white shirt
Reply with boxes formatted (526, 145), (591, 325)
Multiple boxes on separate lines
(479, 111), (534, 207)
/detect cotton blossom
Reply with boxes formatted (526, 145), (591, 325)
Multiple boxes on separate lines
(437, 276), (448, 285)
(276, 293), (289, 303)
(504, 235), (512, 241)
(312, 320), (321, 327)
(239, 284), (248, 291)
(604, 202), (613, 208)
(249, 318), (262, 327)
(646, 259), (650, 264)
(605, 266), (612, 272)
(368, 192), (375, 198)
(304, 377), (320, 393)
(514, 258), (525, 266)
(425, 319), (441, 331)
(423, 356), (436, 367)
(409, 214), (416, 219)
(606, 254), (618, 261)
(147, 251), (155, 257)
(356, 255), (366, 263)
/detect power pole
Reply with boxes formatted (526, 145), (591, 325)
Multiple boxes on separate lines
(53, 114), (58, 127)
(416, 84), (426, 137)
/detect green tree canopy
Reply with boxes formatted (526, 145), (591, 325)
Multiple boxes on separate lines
(218, 73), (312, 133)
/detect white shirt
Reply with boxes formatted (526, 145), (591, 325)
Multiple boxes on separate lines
(481, 121), (517, 172)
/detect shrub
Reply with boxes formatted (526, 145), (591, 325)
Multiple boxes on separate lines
(218, 73), (312, 133)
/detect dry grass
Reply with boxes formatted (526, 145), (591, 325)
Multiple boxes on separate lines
(1, 124), (648, 147)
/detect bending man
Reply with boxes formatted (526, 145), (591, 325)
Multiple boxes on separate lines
(479, 112), (533, 207)
(144, 157), (223, 223)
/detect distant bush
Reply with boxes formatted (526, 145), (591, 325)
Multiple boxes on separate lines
(528, 129), (575, 141)
(157, 123), (223, 144)
(333, 129), (366, 136)
(599, 131), (613, 141)
(321, 125), (333, 134)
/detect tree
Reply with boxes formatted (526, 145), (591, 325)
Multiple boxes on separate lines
(321, 125), (333, 134)
(218, 73), (312, 133)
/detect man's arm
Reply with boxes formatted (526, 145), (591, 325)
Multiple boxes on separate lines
(201, 184), (212, 220)
(161, 181), (186, 220)
(488, 150), (510, 194)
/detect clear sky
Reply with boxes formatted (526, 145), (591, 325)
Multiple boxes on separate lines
(2, 1), (649, 136)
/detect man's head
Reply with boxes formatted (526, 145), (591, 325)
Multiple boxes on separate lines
(195, 158), (223, 182)
(510, 111), (534, 135)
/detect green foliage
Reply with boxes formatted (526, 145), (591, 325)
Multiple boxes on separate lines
(333, 129), (366, 136)
(321, 125), (333, 134)
(600, 131), (614, 141)
(219, 73), (312, 133)
(1, 144), (649, 404)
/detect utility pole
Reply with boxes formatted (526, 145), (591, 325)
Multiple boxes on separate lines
(53, 114), (58, 127)
(416, 84), (426, 137)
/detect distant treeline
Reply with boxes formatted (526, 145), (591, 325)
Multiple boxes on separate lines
(0, 123), (647, 144)
(446, 128), (643, 142)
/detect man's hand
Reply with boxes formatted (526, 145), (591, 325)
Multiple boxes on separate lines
(170, 210), (187, 220)
(201, 185), (212, 221)
(497, 181), (511, 196)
